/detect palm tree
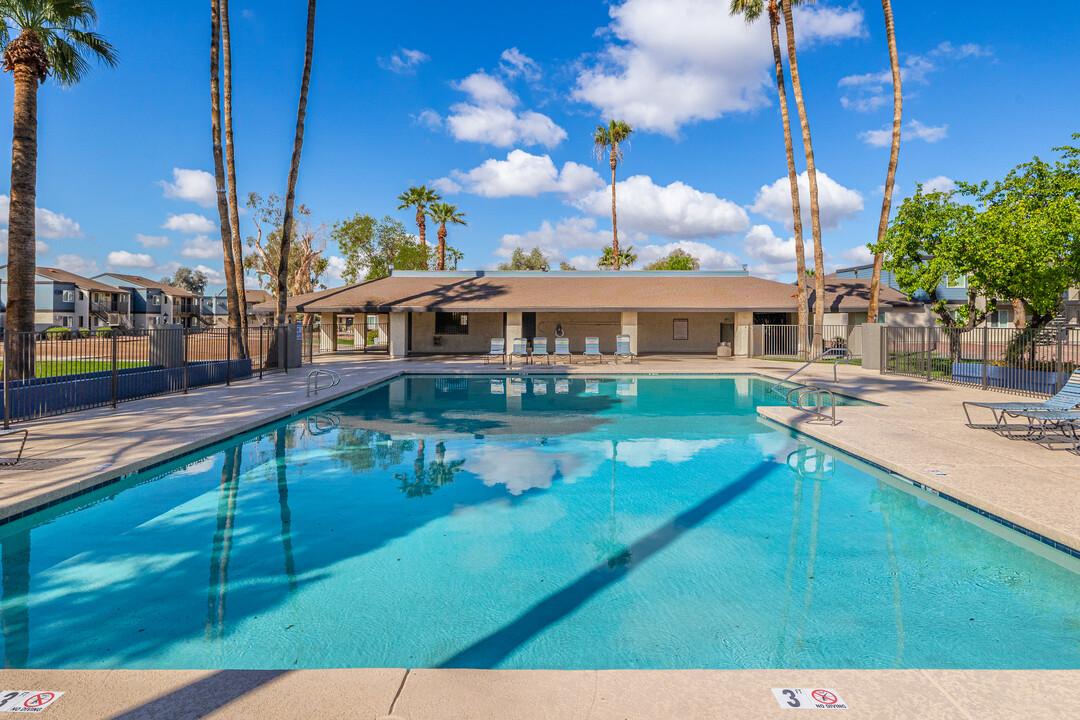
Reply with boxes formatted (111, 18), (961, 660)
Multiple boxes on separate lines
(867, 0), (902, 323)
(211, 0), (245, 359)
(592, 119), (633, 270)
(220, 0), (247, 340)
(730, 0), (809, 358)
(597, 244), (636, 270)
(780, 0), (825, 351)
(426, 202), (466, 271)
(273, 0), (316, 344)
(1, 0), (116, 379)
(396, 185), (441, 258)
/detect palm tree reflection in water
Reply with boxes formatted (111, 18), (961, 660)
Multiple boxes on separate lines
(395, 440), (464, 499)
(594, 440), (631, 569)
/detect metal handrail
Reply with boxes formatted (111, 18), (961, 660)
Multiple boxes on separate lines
(770, 347), (853, 394)
(785, 385), (838, 425)
(306, 369), (341, 395)
(306, 412), (340, 435)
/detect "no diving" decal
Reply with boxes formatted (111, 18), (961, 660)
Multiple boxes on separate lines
(0, 691), (64, 713)
(772, 688), (848, 710)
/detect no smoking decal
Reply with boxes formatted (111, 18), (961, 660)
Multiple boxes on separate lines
(0, 691), (64, 713)
(772, 688), (848, 710)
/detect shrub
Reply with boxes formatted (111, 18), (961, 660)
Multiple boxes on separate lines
(76, 329), (91, 338)
(367, 329), (379, 345)
(44, 326), (71, 340)
(94, 327), (114, 338)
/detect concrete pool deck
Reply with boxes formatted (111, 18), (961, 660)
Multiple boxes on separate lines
(0, 353), (1078, 718)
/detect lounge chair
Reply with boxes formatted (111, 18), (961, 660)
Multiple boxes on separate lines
(582, 337), (604, 365)
(552, 337), (573, 364)
(963, 370), (1080, 429)
(555, 379), (569, 394)
(998, 408), (1080, 452)
(533, 379), (548, 395)
(614, 334), (635, 364)
(490, 378), (505, 394)
(530, 337), (550, 365)
(485, 338), (506, 365)
(509, 338), (529, 366)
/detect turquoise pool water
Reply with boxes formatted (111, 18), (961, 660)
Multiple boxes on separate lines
(1, 374), (1078, 670)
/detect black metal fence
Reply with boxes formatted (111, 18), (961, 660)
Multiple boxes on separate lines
(883, 325), (1080, 397)
(1, 325), (294, 426)
(754, 324), (856, 359)
(302, 318), (389, 363)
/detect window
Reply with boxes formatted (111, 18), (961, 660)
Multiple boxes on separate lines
(673, 318), (689, 341)
(151, 294), (161, 306)
(62, 290), (75, 302)
(435, 312), (469, 335)
(62, 316), (71, 327)
(78, 316), (84, 328)
(945, 275), (967, 289)
(989, 308), (1012, 328)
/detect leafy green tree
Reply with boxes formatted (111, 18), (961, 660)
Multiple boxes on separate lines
(498, 247), (550, 271)
(593, 119), (633, 269)
(333, 214), (456, 281)
(598, 245), (637, 270)
(1, 0), (116, 378)
(396, 185), (441, 251)
(643, 248), (700, 271)
(426, 202), (466, 270)
(161, 267), (209, 295)
(559, 261), (577, 271)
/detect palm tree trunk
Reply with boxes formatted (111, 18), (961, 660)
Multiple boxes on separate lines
(274, 0), (317, 340)
(868, 0), (902, 323)
(5, 57), (39, 379)
(415, 207), (426, 251)
(221, 0), (249, 350)
(768, 3), (808, 359)
(610, 157), (620, 270)
(437, 223), (447, 271)
(781, 0), (825, 352)
(211, 0), (244, 361)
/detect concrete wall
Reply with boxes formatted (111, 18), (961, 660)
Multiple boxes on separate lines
(535, 312), (622, 353)
(638, 312), (732, 353)
(885, 307), (936, 327)
(409, 311), (503, 353)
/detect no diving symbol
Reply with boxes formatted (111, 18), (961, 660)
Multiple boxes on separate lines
(812, 690), (838, 705)
(24, 693), (55, 709)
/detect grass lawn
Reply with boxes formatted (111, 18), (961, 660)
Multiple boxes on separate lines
(764, 356), (863, 367)
(0, 360), (147, 378)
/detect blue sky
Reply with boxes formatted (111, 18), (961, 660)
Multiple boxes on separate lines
(0, 0), (1076, 292)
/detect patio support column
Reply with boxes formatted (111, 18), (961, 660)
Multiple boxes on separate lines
(319, 312), (336, 352)
(620, 312), (638, 355)
(353, 313), (366, 349)
(389, 312), (408, 358)
(734, 311), (754, 356)
(506, 311), (523, 342)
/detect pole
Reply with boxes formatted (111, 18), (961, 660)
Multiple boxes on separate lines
(3, 331), (9, 429)
(183, 327), (189, 394)
(1056, 328), (1065, 393)
(259, 325), (264, 380)
(111, 331), (118, 408)
(226, 327), (232, 386)
(982, 326), (989, 389)
(925, 326), (932, 381)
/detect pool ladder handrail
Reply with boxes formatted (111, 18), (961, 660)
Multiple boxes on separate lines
(306, 412), (340, 435)
(306, 369), (341, 395)
(769, 347), (857, 398)
(785, 385), (839, 426)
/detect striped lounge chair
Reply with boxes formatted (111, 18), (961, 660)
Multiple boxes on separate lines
(614, 334), (635, 364)
(552, 337), (573, 364)
(582, 337), (604, 365)
(484, 338), (505, 365)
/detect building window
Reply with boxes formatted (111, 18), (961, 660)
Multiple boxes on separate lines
(435, 312), (469, 335)
(61, 316), (71, 327)
(673, 318), (689, 341)
(79, 316), (85, 328)
(62, 290), (75, 302)
(151, 294), (161, 306)
(945, 275), (967, 289)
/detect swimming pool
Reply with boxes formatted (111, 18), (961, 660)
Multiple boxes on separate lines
(1, 374), (1077, 670)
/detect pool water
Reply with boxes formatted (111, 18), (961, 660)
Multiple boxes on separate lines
(1, 374), (1078, 670)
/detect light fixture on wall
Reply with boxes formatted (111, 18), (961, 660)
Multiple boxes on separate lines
(555, 323), (564, 337)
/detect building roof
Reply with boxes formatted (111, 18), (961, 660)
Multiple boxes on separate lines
(36, 267), (128, 293)
(94, 273), (199, 297)
(256, 271), (918, 314)
(811, 275), (915, 313)
(245, 289), (272, 304)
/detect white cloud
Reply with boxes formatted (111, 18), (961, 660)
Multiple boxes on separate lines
(192, 264), (227, 285)
(859, 119), (948, 147)
(574, 175), (749, 239)
(573, 0), (865, 135)
(162, 213), (216, 233)
(634, 240), (742, 270)
(434, 150), (603, 198)
(179, 234), (220, 260)
(54, 253), (100, 276)
(499, 47), (541, 82)
(840, 41), (991, 112)
(107, 250), (157, 269)
(493, 216), (631, 266)
(0, 194), (82, 239)
(413, 109), (443, 129)
(378, 47), (430, 74)
(135, 233), (170, 248)
(159, 168), (217, 207)
(444, 71), (566, 148)
(741, 224), (815, 278)
(750, 170), (864, 232)
(922, 175), (956, 194)
(840, 244), (875, 265)
(324, 255), (347, 285)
